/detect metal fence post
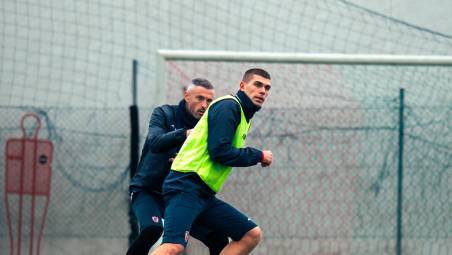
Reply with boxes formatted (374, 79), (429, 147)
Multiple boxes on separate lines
(129, 59), (139, 246)
(396, 88), (405, 255)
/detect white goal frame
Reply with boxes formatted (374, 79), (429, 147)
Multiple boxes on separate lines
(155, 49), (452, 104)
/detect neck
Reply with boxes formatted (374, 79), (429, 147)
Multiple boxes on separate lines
(178, 100), (198, 128)
(236, 90), (260, 121)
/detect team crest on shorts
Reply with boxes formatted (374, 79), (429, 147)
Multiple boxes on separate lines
(152, 216), (159, 223)
(185, 231), (190, 242)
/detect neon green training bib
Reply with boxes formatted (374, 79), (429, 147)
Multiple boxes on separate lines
(171, 95), (251, 192)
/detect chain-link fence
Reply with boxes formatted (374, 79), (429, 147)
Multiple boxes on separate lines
(1, 1), (451, 254)
(1, 101), (450, 255)
(160, 60), (452, 254)
(0, 106), (131, 254)
(185, 102), (451, 255)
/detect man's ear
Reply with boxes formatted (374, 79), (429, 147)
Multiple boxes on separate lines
(239, 81), (245, 91)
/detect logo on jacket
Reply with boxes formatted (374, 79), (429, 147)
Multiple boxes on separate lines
(185, 231), (190, 242)
(152, 216), (159, 223)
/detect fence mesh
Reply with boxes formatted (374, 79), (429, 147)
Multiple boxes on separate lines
(1, 0), (452, 109)
(0, 106), (131, 254)
(161, 61), (452, 255)
(1, 0), (452, 254)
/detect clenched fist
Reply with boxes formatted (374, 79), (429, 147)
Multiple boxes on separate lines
(261, 150), (273, 167)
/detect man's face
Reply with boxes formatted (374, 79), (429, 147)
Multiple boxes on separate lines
(184, 86), (215, 119)
(240, 74), (271, 107)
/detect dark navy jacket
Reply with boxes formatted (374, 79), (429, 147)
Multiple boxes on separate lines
(130, 100), (198, 194)
(164, 90), (263, 194)
(206, 90), (262, 166)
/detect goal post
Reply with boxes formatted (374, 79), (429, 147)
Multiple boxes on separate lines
(155, 50), (452, 255)
(158, 49), (452, 64)
(155, 49), (452, 105)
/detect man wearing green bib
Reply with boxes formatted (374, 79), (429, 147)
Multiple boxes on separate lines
(150, 68), (273, 255)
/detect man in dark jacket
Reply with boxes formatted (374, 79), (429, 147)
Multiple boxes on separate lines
(127, 78), (228, 255)
(150, 68), (273, 255)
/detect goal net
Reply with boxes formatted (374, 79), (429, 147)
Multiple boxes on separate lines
(159, 51), (452, 255)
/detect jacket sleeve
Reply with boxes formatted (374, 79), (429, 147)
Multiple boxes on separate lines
(207, 99), (262, 167)
(146, 106), (187, 153)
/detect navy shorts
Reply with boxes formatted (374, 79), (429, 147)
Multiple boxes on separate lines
(131, 190), (165, 231)
(161, 189), (258, 246)
(130, 189), (231, 246)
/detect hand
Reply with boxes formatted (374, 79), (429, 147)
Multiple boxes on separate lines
(261, 150), (273, 167)
(168, 153), (177, 163)
(186, 129), (194, 137)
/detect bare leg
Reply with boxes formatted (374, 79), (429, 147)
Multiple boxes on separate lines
(220, 227), (262, 255)
(148, 243), (184, 255)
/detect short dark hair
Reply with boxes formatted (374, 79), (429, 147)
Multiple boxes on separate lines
(242, 68), (271, 82)
(191, 78), (214, 89)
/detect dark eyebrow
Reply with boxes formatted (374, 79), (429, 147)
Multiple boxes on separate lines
(254, 80), (271, 90)
(254, 81), (263, 86)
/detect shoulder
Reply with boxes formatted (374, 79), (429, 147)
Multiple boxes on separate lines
(153, 104), (177, 115)
(150, 104), (178, 125)
(156, 104), (177, 112)
(209, 98), (240, 116)
(210, 98), (240, 112)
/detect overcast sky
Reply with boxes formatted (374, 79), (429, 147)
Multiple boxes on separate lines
(350, 0), (452, 36)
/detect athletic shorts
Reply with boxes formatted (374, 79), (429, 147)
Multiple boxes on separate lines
(130, 189), (231, 246)
(130, 190), (164, 231)
(161, 188), (258, 246)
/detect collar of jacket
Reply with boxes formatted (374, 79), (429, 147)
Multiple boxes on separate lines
(235, 90), (261, 121)
(177, 99), (198, 128)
